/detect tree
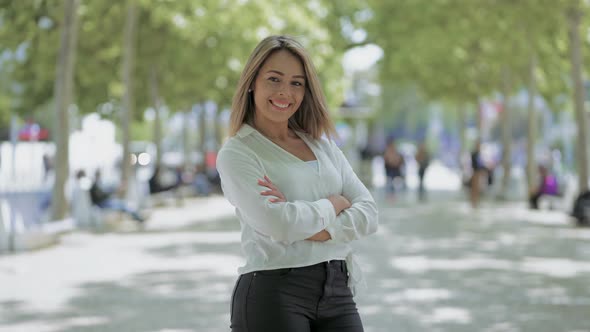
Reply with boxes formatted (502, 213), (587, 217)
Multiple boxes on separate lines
(568, 0), (589, 192)
(51, 0), (79, 220)
(119, 0), (138, 197)
(361, 0), (589, 201)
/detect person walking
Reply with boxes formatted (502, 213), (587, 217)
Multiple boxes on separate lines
(383, 139), (405, 194)
(470, 140), (486, 208)
(415, 142), (430, 200)
(216, 35), (378, 331)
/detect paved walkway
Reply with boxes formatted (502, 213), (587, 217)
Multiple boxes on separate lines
(1, 191), (589, 332)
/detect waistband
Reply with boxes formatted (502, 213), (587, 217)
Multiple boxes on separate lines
(250, 260), (347, 275)
(306, 260), (347, 273)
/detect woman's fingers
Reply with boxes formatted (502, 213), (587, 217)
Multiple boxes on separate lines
(259, 179), (276, 188)
(258, 177), (278, 191)
(258, 176), (286, 202)
(261, 190), (285, 200)
(257, 180), (271, 189)
(257, 178), (274, 187)
(258, 176), (272, 184)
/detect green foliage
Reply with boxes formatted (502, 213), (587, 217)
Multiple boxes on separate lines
(4, 0), (587, 136)
(130, 119), (152, 141)
(0, 0), (61, 117)
(0, 0), (356, 126)
(363, 0), (585, 113)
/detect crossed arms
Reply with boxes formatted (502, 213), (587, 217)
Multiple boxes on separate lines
(217, 142), (378, 245)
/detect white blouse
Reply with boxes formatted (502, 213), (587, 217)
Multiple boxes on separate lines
(216, 123), (378, 294)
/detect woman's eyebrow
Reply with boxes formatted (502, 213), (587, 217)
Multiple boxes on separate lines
(266, 69), (305, 80)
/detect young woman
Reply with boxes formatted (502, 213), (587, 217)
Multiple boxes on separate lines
(216, 35), (378, 332)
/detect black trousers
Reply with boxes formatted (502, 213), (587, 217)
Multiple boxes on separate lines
(230, 260), (364, 332)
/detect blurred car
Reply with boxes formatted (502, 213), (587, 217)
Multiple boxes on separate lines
(18, 122), (49, 141)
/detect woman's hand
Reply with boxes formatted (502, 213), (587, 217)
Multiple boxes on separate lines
(258, 176), (342, 242)
(309, 196), (350, 241)
(328, 194), (351, 215)
(258, 175), (286, 203)
(306, 230), (331, 242)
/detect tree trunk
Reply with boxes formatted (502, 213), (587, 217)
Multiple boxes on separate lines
(215, 108), (223, 152)
(499, 67), (513, 199)
(476, 98), (483, 141)
(568, 3), (589, 193)
(199, 106), (207, 169)
(51, 0), (79, 221)
(120, 0), (138, 196)
(150, 67), (163, 170)
(526, 54), (537, 195)
(182, 111), (191, 172)
(458, 104), (467, 168)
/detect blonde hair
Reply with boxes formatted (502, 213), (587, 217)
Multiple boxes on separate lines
(229, 35), (336, 140)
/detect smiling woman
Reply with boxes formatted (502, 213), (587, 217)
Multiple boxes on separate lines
(217, 35), (379, 332)
(252, 50), (306, 131)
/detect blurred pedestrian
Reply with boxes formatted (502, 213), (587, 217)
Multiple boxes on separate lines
(90, 169), (145, 224)
(216, 35), (378, 331)
(470, 140), (486, 208)
(415, 141), (430, 200)
(383, 138), (405, 194)
(71, 170), (96, 227)
(529, 165), (559, 209)
(148, 166), (181, 194)
(192, 165), (211, 196)
(42, 153), (52, 181)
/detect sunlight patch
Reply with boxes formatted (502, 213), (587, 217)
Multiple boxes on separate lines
(391, 255), (590, 279)
(424, 307), (471, 324)
(521, 257), (590, 278)
(0, 316), (109, 332)
(359, 305), (382, 315)
(391, 256), (512, 273)
(384, 288), (452, 304)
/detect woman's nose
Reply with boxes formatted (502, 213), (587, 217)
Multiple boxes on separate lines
(276, 83), (287, 95)
(276, 82), (295, 95)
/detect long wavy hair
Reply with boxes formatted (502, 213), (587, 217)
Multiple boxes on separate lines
(229, 35), (336, 140)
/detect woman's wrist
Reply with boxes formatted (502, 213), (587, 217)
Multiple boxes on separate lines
(306, 229), (331, 241)
(328, 195), (351, 215)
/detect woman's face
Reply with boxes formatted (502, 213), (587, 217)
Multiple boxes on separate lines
(252, 49), (306, 126)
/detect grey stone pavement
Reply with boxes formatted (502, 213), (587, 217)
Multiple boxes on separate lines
(1, 190), (590, 332)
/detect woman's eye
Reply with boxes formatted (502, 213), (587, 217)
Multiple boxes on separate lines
(292, 81), (303, 87)
(268, 77), (280, 82)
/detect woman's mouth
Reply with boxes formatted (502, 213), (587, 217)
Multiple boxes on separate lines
(270, 100), (290, 110)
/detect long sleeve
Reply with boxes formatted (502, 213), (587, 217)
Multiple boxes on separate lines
(324, 140), (378, 243)
(217, 146), (337, 245)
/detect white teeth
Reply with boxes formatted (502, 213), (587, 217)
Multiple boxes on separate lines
(272, 101), (289, 108)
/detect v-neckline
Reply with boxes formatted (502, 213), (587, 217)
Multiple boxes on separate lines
(251, 125), (321, 173)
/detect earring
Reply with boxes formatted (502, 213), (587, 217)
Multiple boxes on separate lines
(248, 89), (253, 93)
